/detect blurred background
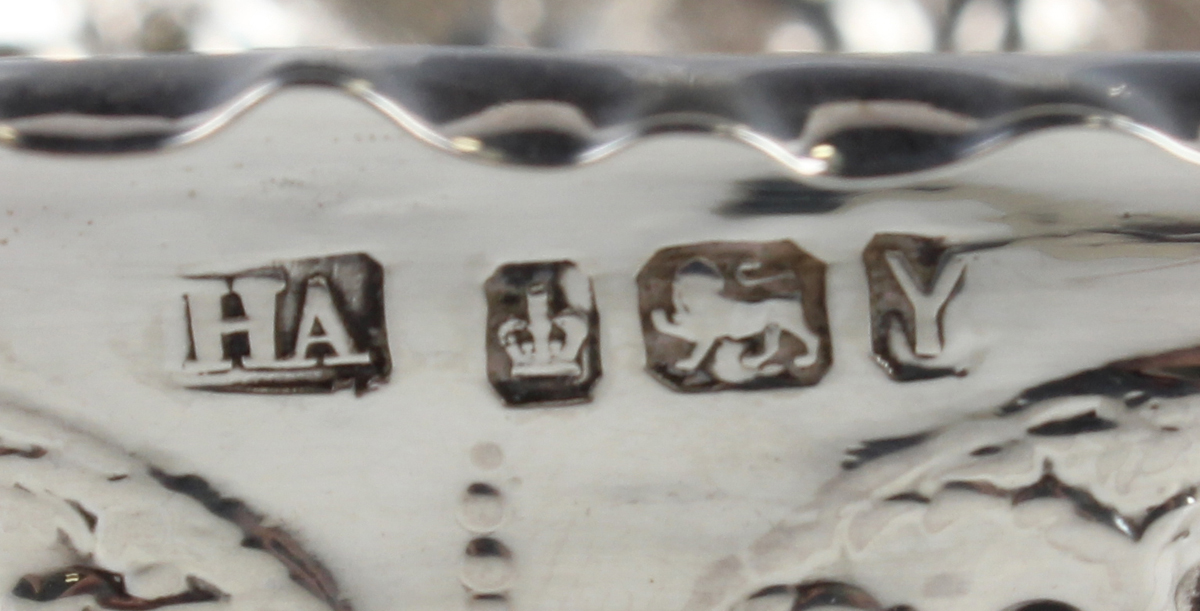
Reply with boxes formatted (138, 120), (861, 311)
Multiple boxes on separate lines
(1, 0), (1198, 56)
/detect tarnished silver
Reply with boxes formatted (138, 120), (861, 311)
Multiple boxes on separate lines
(485, 260), (600, 405)
(180, 253), (390, 393)
(3, 48), (1200, 611)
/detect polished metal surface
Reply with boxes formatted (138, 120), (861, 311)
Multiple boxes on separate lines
(8, 50), (1200, 180)
(2, 49), (1200, 611)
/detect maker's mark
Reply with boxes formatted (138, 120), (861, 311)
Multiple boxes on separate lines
(178, 253), (390, 394)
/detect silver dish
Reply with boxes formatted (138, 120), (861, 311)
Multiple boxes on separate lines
(2, 48), (1200, 611)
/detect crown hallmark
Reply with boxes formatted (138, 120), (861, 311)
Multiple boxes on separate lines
(486, 261), (601, 406)
(499, 282), (589, 378)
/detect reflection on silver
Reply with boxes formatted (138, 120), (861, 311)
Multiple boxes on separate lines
(7, 44), (1200, 611)
(14, 50), (1200, 190)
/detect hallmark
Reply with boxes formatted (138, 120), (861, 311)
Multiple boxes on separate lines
(637, 240), (830, 392)
(485, 261), (600, 406)
(179, 253), (389, 393)
(864, 234), (968, 381)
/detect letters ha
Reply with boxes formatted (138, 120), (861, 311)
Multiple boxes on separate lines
(179, 253), (390, 393)
(485, 260), (601, 406)
(637, 240), (831, 392)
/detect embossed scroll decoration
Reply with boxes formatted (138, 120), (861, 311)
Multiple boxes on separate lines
(702, 347), (1200, 611)
(637, 240), (830, 392)
(0, 405), (347, 611)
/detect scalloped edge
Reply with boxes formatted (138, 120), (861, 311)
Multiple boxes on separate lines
(1, 48), (1200, 189)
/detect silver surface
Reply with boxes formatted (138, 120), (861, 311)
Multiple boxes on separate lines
(1, 50), (1200, 611)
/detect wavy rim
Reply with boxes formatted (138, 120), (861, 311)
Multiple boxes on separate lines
(0, 48), (1199, 188)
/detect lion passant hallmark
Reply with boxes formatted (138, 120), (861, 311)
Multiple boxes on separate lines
(636, 240), (831, 392)
(179, 253), (390, 393)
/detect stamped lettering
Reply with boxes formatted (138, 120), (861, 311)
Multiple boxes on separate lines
(637, 240), (830, 392)
(179, 253), (389, 393)
(864, 234), (967, 381)
(485, 261), (600, 406)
